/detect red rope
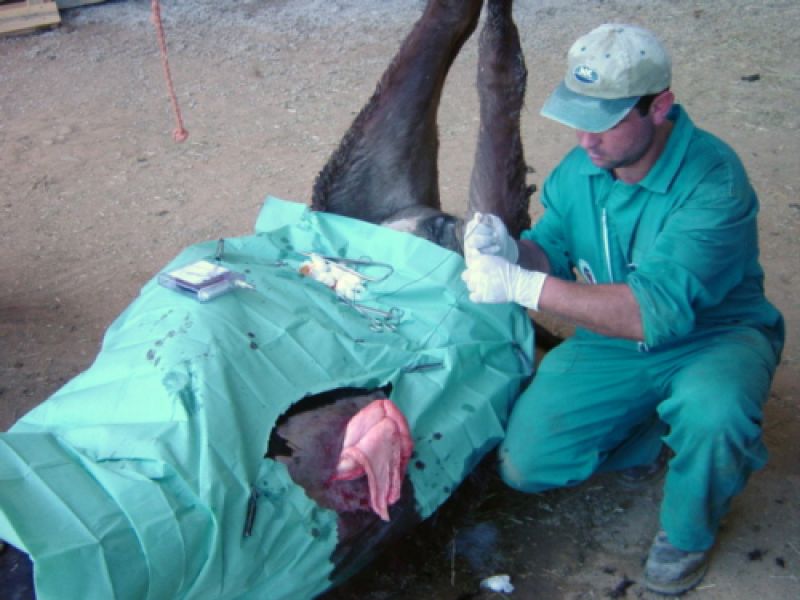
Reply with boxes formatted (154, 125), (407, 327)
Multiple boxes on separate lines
(151, 0), (189, 143)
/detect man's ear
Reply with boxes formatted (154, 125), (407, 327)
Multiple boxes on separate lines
(651, 90), (675, 125)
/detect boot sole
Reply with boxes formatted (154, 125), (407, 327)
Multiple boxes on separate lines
(644, 560), (710, 596)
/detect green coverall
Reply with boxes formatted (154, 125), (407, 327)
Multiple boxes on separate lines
(499, 105), (785, 551)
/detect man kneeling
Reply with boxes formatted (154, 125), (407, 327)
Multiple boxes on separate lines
(463, 23), (784, 596)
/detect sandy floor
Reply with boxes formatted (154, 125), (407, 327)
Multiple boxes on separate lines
(1, 1), (798, 598)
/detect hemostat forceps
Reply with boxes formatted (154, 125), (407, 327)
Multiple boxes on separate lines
(340, 298), (404, 332)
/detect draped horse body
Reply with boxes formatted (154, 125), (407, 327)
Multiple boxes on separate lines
(0, 2), (539, 598)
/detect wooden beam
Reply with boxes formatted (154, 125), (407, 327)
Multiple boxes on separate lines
(55, 0), (107, 9)
(0, 1), (61, 36)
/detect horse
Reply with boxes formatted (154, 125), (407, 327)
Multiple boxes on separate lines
(0, 2), (543, 598)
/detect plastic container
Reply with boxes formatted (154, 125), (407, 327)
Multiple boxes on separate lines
(158, 259), (251, 302)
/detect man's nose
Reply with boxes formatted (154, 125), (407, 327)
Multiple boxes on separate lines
(577, 130), (600, 150)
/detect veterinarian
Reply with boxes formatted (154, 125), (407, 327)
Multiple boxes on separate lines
(461, 23), (784, 596)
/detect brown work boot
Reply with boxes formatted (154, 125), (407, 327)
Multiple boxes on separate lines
(643, 530), (711, 595)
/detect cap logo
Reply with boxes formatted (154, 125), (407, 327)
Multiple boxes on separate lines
(573, 65), (599, 84)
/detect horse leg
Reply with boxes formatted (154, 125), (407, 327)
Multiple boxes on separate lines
(311, 0), (484, 250)
(468, 0), (532, 238)
(469, 2), (563, 350)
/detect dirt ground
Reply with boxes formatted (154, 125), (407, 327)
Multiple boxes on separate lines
(1, 1), (798, 598)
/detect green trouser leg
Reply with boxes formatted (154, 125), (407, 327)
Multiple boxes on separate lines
(499, 327), (779, 551)
(656, 328), (776, 550)
(499, 337), (666, 490)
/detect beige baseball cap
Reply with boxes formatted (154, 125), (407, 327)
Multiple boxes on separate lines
(541, 24), (672, 132)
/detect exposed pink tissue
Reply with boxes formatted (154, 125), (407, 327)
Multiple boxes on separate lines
(330, 399), (413, 521)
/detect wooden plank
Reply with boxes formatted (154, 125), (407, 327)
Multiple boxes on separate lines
(0, 1), (61, 36)
(55, 0), (106, 9)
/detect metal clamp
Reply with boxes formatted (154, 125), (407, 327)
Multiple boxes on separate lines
(340, 298), (404, 332)
(242, 486), (260, 538)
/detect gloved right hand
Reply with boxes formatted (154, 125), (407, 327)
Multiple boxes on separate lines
(461, 254), (547, 311)
(463, 212), (519, 265)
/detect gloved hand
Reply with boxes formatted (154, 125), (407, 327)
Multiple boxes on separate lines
(461, 254), (547, 311)
(463, 212), (519, 264)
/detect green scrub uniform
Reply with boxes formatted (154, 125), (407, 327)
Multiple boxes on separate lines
(500, 106), (784, 551)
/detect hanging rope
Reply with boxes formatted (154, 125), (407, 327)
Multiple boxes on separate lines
(151, 0), (189, 142)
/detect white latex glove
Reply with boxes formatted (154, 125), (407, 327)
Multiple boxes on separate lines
(463, 212), (519, 265)
(461, 255), (547, 311)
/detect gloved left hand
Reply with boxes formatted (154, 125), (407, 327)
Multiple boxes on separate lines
(463, 212), (519, 264)
(461, 255), (547, 311)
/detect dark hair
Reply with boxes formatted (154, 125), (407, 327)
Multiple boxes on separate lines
(634, 89), (670, 115)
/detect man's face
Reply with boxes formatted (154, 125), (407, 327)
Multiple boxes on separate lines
(575, 107), (656, 171)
